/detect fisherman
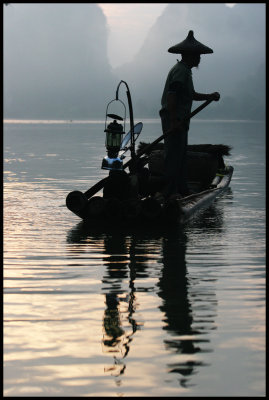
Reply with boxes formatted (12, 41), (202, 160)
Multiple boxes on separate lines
(159, 30), (220, 198)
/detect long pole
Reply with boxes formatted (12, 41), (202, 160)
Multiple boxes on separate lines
(84, 99), (213, 199)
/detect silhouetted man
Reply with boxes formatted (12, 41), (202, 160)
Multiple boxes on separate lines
(160, 30), (220, 198)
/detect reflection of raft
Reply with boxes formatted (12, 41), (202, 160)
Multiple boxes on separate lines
(66, 143), (233, 227)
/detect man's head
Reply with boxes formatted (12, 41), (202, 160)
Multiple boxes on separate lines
(181, 52), (201, 68)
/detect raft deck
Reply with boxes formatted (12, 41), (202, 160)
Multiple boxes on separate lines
(66, 165), (233, 228)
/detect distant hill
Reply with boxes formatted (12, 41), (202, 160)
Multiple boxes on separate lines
(113, 3), (265, 120)
(4, 3), (265, 120)
(4, 3), (118, 119)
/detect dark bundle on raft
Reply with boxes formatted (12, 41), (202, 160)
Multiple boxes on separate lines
(137, 142), (232, 193)
(137, 142), (232, 156)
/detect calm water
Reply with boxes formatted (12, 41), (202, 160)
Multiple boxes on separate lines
(4, 119), (265, 397)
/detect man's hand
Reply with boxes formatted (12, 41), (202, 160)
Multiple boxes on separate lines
(209, 92), (220, 101)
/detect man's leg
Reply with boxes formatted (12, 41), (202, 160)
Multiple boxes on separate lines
(160, 110), (178, 197)
(177, 130), (189, 196)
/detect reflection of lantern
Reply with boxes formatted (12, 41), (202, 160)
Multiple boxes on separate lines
(105, 119), (123, 158)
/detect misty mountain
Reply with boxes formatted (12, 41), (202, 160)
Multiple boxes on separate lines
(114, 3), (265, 120)
(4, 3), (118, 119)
(4, 3), (265, 120)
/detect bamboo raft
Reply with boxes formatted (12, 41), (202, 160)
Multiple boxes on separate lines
(66, 143), (233, 227)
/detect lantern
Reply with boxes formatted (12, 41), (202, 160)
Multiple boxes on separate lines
(102, 114), (124, 171)
(105, 116), (124, 157)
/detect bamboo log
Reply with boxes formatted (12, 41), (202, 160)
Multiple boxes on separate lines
(122, 198), (142, 220)
(209, 175), (221, 188)
(86, 196), (105, 218)
(141, 197), (162, 220)
(104, 197), (122, 219)
(66, 190), (89, 219)
(163, 198), (182, 220)
(179, 166), (234, 223)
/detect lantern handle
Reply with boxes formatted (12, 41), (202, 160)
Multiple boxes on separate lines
(116, 81), (135, 160)
(104, 98), (126, 133)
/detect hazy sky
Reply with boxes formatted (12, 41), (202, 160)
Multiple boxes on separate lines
(98, 3), (168, 67)
(98, 3), (236, 67)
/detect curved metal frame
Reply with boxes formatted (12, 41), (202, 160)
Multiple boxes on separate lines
(115, 80), (135, 159)
(105, 98), (126, 134)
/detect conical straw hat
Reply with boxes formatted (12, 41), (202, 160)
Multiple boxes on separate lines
(168, 30), (213, 54)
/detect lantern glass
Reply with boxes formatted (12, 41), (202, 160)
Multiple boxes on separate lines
(106, 131), (122, 150)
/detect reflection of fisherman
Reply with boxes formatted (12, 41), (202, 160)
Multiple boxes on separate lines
(159, 30), (220, 198)
(158, 230), (196, 384)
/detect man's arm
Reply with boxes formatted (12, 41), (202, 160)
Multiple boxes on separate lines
(193, 91), (220, 101)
